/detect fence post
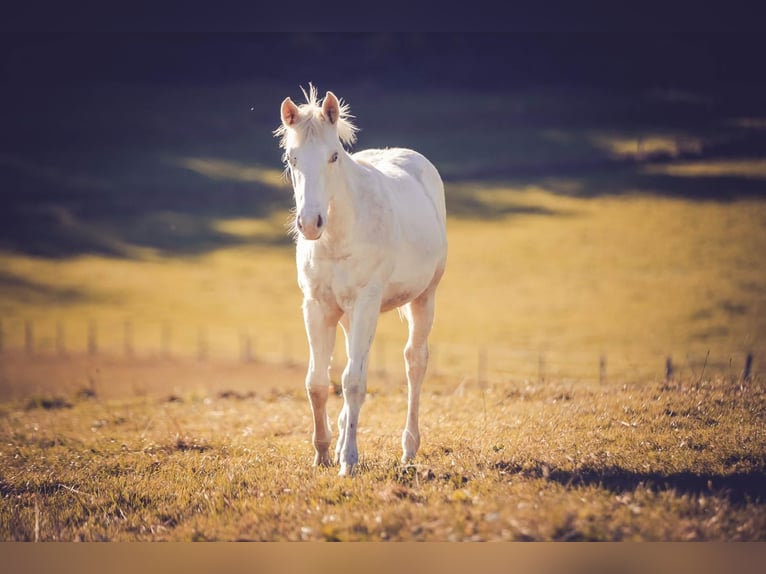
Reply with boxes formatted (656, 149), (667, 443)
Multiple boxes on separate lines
(124, 320), (134, 358)
(25, 320), (34, 355)
(599, 355), (607, 385)
(0, 319), (4, 353)
(284, 333), (294, 367)
(538, 353), (546, 384)
(88, 320), (98, 356)
(197, 327), (207, 361)
(161, 322), (172, 360)
(478, 346), (487, 385)
(697, 350), (710, 383)
(56, 321), (66, 356)
(377, 338), (387, 378)
(743, 353), (753, 383)
(665, 356), (673, 383)
(240, 331), (253, 363)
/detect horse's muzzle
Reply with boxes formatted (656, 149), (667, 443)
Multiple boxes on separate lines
(297, 213), (324, 240)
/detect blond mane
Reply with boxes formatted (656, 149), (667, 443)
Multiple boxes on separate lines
(274, 84), (358, 150)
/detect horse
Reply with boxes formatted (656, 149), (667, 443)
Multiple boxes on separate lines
(275, 85), (447, 476)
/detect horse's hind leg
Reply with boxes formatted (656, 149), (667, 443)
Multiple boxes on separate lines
(401, 288), (436, 462)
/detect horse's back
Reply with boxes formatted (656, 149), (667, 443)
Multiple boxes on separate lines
(353, 147), (447, 302)
(352, 148), (447, 227)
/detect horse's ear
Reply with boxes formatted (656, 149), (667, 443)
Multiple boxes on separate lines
(281, 97), (300, 127)
(322, 91), (340, 125)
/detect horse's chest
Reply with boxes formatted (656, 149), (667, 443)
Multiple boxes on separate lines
(297, 248), (388, 310)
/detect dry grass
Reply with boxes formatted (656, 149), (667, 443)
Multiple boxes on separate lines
(1, 357), (764, 541)
(2, 125), (765, 542)
(1, 189), (764, 381)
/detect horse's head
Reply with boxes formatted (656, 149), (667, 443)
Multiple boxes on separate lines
(277, 87), (356, 241)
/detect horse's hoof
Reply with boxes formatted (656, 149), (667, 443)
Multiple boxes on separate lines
(338, 463), (355, 477)
(313, 448), (332, 467)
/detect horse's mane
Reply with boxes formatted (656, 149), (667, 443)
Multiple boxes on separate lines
(274, 84), (358, 150)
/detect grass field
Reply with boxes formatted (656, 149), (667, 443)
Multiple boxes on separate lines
(1, 188), (764, 381)
(1, 355), (764, 541)
(1, 82), (766, 541)
(2, 82), (765, 379)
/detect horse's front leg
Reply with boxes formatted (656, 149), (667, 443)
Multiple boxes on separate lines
(335, 314), (350, 467)
(336, 288), (382, 476)
(303, 298), (340, 467)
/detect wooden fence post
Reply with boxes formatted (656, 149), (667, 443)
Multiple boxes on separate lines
(376, 338), (387, 378)
(197, 327), (207, 361)
(698, 350), (710, 383)
(56, 321), (66, 356)
(161, 322), (172, 360)
(124, 320), (134, 358)
(88, 320), (98, 356)
(25, 320), (34, 355)
(665, 356), (673, 383)
(743, 353), (753, 383)
(240, 331), (253, 363)
(284, 334), (294, 367)
(478, 346), (487, 385)
(599, 355), (607, 385)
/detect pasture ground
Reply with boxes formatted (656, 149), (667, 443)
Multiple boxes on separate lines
(2, 189), (765, 382)
(3, 82), (766, 381)
(1, 353), (764, 541)
(2, 82), (766, 543)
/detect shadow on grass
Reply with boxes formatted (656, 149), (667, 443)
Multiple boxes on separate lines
(453, 162), (766, 202)
(2, 81), (766, 260)
(0, 156), (293, 259)
(445, 186), (563, 219)
(0, 80), (294, 259)
(0, 270), (91, 305)
(494, 460), (766, 505)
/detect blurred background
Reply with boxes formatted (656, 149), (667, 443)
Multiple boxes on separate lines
(1, 32), (765, 385)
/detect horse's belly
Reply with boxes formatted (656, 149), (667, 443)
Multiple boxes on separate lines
(380, 285), (418, 312)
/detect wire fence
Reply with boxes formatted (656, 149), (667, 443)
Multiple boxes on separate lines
(0, 317), (758, 385)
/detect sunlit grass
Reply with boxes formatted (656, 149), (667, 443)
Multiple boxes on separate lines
(1, 364), (764, 541)
(643, 159), (766, 179)
(212, 212), (293, 242)
(430, 187), (766, 379)
(2, 81), (765, 543)
(172, 157), (288, 188)
(727, 118), (766, 130)
(590, 133), (704, 159)
(1, 188), (764, 380)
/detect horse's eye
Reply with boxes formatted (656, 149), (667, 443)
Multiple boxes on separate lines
(330, 151), (339, 163)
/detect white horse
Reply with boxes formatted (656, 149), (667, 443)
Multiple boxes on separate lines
(275, 86), (447, 476)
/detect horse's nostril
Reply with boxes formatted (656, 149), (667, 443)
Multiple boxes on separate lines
(297, 215), (303, 230)
(317, 214), (323, 228)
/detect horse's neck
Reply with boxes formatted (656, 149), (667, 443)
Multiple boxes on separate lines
(326, 158), (366, 237)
